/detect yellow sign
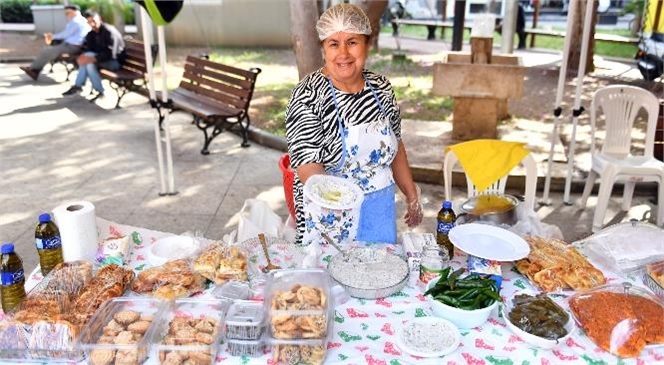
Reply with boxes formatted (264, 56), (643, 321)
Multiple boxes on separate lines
(644, 0), (664, 33)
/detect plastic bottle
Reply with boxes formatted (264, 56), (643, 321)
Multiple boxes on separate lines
(0, 243), (26, 313)
(35, 213), (64, 276)
(436, 201), (457, 259)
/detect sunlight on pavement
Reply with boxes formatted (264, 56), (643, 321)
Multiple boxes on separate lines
(0, 109), (78, 139)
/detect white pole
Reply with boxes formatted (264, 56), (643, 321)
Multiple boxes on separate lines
(541, 0), (578, 204)
(157, 26), (177, 195)
(140, 7), (167, 196)
(563, 0), (595, 204)
(501, 0), (517, 54)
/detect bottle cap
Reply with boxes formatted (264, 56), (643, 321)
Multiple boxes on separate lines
(442, 201), (452, 209)
(1, 243), (14, 254)
(39, 213), (51, 223)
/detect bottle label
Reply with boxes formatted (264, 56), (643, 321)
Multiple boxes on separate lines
(419, 265), (444, 284)
(36, 236), (62, 250)
(1, 268), (25, 286)
(437, 221), (455, 235)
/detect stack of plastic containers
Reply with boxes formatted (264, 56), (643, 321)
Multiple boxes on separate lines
(225, 301), (265, 357)
(264, 269), (333, 365)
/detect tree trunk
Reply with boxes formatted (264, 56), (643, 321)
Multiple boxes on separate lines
(290, 0), (324, 80)
(352, 0), (388, 50)
(566, 0), (598, 74)
(112, 0), (125, 35)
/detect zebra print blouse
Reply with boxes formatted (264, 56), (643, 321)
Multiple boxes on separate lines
(285, 69), (402, 244)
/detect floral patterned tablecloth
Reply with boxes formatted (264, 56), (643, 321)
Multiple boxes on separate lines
(19, 218), (664, 365)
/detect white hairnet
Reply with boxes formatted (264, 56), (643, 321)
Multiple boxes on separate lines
(316, 4), (371, 41)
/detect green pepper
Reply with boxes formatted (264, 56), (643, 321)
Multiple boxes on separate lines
(442, 289), (468, 297)
(435, 294), (461, 308)
(458, 288), (481, 300)
(481, 288), (502, 301)
(438, 266), (452, 281)
(455, 281), (490, 289)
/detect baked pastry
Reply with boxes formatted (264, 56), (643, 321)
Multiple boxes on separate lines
(193, 244), (248, 285)
(71, 264), (134, 326)
(131, 259), (204, 300)
(158, 316), (219, 364)
(516, 236), (606, 292)
(646, 261), (664, 287)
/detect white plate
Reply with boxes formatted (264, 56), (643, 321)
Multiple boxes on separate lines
(148, 235), (200, 267)
(448, 223), (529, 261)
(395, 317), (460, 358)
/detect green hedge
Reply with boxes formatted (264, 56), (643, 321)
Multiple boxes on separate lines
(0, 0), (135, 24)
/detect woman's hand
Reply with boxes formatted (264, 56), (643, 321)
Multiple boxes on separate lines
(404, 193), (423, 228)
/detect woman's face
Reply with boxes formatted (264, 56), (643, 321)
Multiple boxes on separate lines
(322, 32), (369, 85)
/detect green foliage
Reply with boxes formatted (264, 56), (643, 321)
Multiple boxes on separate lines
(622, 0), (645, 16)
(0, 0), (134, 24)
(0, 0), (34, 23)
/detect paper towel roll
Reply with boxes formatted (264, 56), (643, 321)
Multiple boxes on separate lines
(52, 201), (99, 262)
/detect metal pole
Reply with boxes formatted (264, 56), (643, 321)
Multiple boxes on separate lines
(452, 0), (466, 51)
(501, 0), (517, 53)
(563, 0), (595, 204)
(140, 7), (167, 196)
(541, 0), (578, 204)
(157, 26), (177, 195)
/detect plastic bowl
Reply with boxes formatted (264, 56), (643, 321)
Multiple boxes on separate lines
(425, 276), (498, 329)
(148, 235), (199, 267)
(501, 294), (574, 349)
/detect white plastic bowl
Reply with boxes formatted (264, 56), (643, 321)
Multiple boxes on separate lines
(148, 235), (199, 267)
(425, 276), (499, 329)
(502, 298), (574, 349)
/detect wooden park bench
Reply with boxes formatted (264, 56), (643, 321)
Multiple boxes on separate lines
(525, 28), (639, 47)
(49, 52), (79, 81)
(392, 18), (472, 40)
(157, 56), (261, 155)
(100, 38), (157, 108)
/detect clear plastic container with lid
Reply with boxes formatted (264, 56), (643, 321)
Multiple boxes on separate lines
(268, 337), (328, 365)
(226, 337), (265, 357)
(78, 297), (168, 365)
(226, 301), (264, 340)
(151, 299), (226, 365)
(265, 269), (332, 340)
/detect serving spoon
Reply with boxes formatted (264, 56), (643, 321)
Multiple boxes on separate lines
(258, 233), (281, 272)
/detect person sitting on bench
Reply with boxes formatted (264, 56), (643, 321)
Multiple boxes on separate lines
(62, 11), (124, 102)
(20, 5), (90, 81)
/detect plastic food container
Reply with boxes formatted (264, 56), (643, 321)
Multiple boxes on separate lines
(226, 337), (265, 357)
(0, 260), (94, 363)
(225, 301), (264, 340)
(78, 297), (168, 365)
(151, 299), (226, 365)
(265, 269), (332, 340)
(268, 338), (328, 365)
(425, 276), (498, 329)
(569, 283), (664, 358)
(501, 292), (574, 349)
(213, 280), (251, 301)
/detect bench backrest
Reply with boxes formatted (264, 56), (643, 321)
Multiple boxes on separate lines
(121, 38), (158, 75)
(179, 56), (262, 116)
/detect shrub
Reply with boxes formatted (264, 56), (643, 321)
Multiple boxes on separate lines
(0, 0), (33, 23)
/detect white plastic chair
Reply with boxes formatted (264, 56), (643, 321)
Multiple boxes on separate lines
(443, 150), (538, 211)
(580, 85), (663, 232)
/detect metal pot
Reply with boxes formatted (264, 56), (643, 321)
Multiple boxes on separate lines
(457, 194), (519, 226)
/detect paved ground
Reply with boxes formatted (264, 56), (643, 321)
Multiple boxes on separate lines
(0, 64), (659, 271)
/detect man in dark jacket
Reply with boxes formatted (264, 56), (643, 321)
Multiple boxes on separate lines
(62, 11), (124, 101)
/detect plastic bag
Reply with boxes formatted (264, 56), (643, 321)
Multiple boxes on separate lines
(131, 258), (205, 300)
(515, 236), (606, 292)
(510, 205), (564, 240)
(569, 283), (664, 358)
(572, 221), (664, 276)
(237, 199), (284, 243)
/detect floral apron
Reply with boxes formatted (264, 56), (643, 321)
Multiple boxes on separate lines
(301, 77), (399, 246)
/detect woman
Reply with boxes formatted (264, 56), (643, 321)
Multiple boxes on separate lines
(286, 4), (422, 245)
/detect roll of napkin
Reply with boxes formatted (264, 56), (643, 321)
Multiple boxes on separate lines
(52, 201), (99, 262)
